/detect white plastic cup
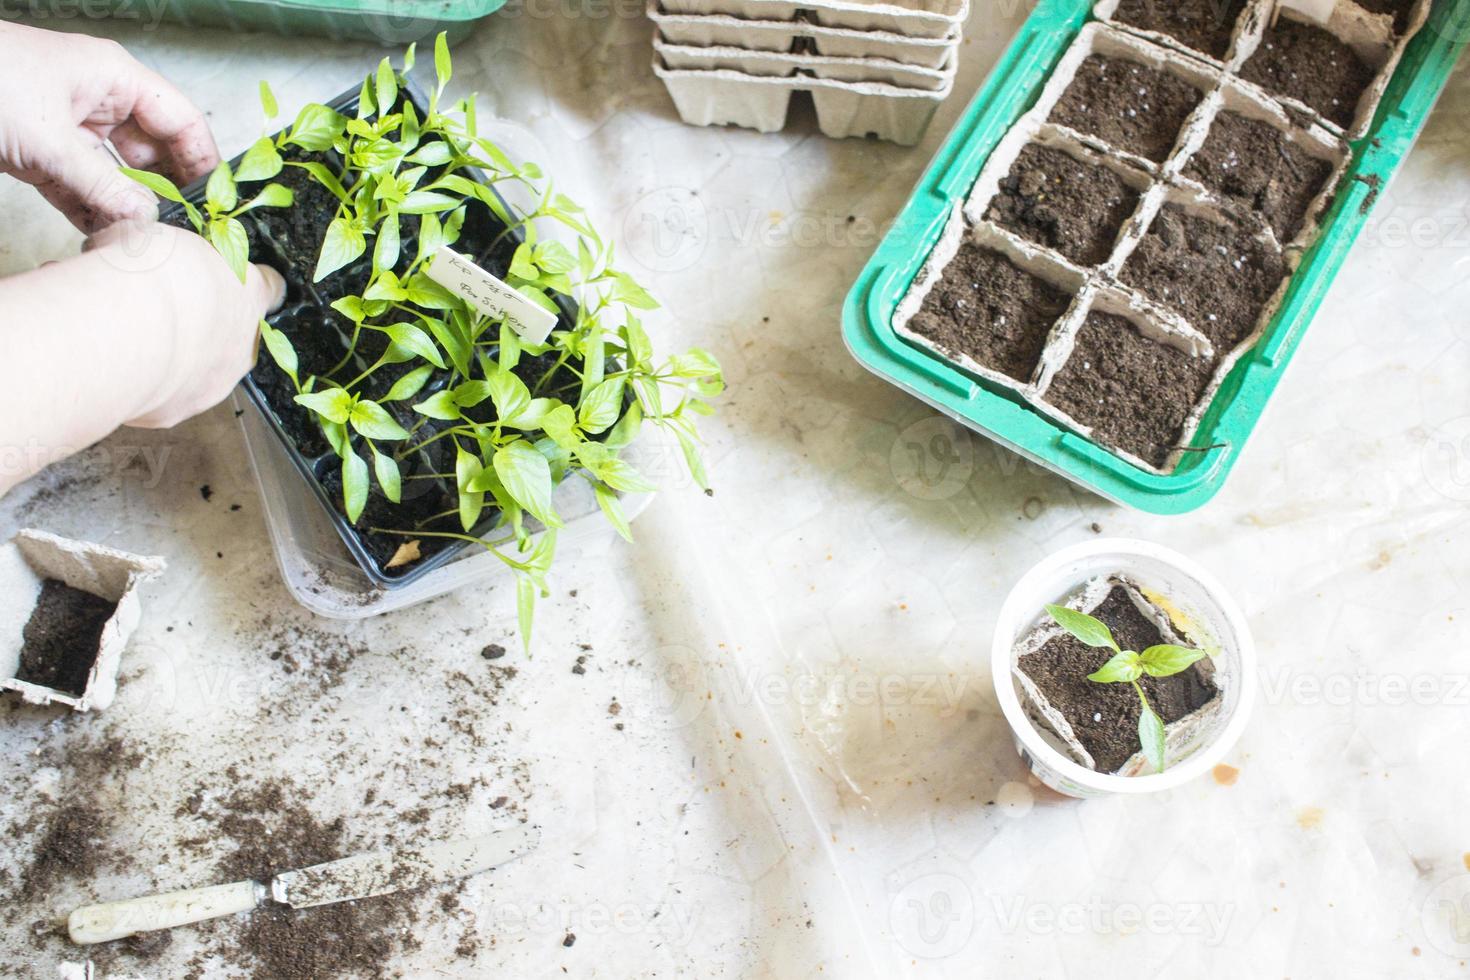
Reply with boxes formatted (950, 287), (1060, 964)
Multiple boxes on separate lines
(991, 538), (1255, 797)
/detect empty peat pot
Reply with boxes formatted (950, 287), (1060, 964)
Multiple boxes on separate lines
(991, 538), (1254, 797)
(0, 529), (165, 712)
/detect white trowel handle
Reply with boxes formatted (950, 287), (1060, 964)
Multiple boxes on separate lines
(68, 879), (268, 944)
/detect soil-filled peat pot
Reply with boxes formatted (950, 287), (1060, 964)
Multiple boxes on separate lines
(1048, 53), (1205, 163)
(0, 530), (164, 712)
(902, 234), (1074, 385)
(1041, 310), (1216, 469)
(1180, 100), (1343, 245)
(1238, 15), (1377, 130)
(983, 142), (1143, 267)
(1107, 0), (1250, 59)
(991, 540), (1254, 796)
(1017, 582), (1220, 774)
(1119, 202), (1286, 353)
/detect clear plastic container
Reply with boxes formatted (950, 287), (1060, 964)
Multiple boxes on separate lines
(990, 538), (1256, 797)
(234, 390), (652, 619)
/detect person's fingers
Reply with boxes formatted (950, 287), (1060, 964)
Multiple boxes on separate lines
(109, 118), (169, 173)
(119, 59), (219, 184)
(31, 137), (157, 233)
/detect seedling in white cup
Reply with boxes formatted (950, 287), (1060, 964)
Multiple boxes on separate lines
(1045, 603), (1205, 773)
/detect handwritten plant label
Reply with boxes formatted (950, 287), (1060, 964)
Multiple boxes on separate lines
(425, 246), (558, 345)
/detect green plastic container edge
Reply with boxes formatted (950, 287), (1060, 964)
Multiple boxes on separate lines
(29, 0), (505, 44)
(841, 0), (1470, 514)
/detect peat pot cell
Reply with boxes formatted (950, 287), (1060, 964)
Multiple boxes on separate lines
(1239, 16), (1376, 129)
(1019, 585), (1219, 773)
(1048, 54), (1204, 163)
(1355, 0), (1417, 34)
(1043, 311), (1216, 469)
(907, 241), (1072, 383)
(15, 580), (117, 698)
(983, 143), (1142, 266)
(1120, 204), (1286, 351)
(1112, 0), (1249, 59)
(1182, 110), (1335, 243)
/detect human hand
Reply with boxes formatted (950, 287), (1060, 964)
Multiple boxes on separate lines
(0, 23), (218, 233)
(85, 221), (285, 428)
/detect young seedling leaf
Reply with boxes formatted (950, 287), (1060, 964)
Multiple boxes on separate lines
(669, 347), (721, 379)
(120, 166), (185, 204)
(295, 388), (355, 425)
(1086, 650), (1142, 684)
(595, 484), (632, 543)
(577, 377), (623, 434)
(374, 212), (401, 271)
(1139, 645), (1206, 678)
(516, 573), (535, 654)
(259, 80), (278, 119)
(372, 446), (402, 503)
(258, 320), (298, 383)
(375, 57), (398, 117)
(382, 364), (434, 403)
(342, 449), (370, 524)
(1046, 605), (1119, 651)
(434, 31), (452, 97)
(455, 446), (485, 530)
(205, 161), (238, 212)
(413, 390), (460, 421)
(208, 217), (250, 283)
(235, 137), (284, 182)
(1138, 702), (1166, 773)
(487, 366), (532, 424)
(314, 217), (365, 283)
(287, 103), (348, 151)
(542, 404), (578, 449)
(494, 440), (561, 529)
(385, 321), (445, 369)
(238, 183), (293, 213)
(349, 400), (410, 441)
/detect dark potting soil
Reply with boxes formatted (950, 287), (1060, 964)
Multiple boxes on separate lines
(1239, 17), (1376, 129)
(1020, 585), (1219, 773)
(214, 781), (422, 980)
(1182, 110), (1335, 243)
(321, 465), (462, 571)
(907, 241), (1070, 383)
(1043, 311), (1216, 468)
(1355, 0), (1416, 34)
(1049, 55), (1203, 163)
(15, 579), (116, 696)
(1120, 204), (1286, 352)
(1113, 0), (1248, 58)
(984, 143), (1141, 267)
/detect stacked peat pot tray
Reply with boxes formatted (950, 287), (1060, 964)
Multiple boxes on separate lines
(892, 0), (1428, 474)
(650, 0), (968, 144)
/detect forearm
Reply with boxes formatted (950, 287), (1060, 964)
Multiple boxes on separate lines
(0, 247), (179, 495)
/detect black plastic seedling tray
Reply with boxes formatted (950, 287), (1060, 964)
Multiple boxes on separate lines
(159, 78), (580, 589)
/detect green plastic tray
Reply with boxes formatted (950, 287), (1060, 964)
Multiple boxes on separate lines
(843, 0), (1469, 513)
(8, 0), (502, 43)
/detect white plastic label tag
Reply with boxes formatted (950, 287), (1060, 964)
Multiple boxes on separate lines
(425, 246), (558, 346)
(1278, 0), (1335, 24)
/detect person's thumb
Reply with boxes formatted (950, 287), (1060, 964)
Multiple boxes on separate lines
(245, 262), (287, 317)
(34, 137), (158, 234)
